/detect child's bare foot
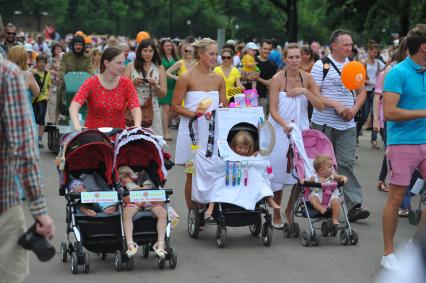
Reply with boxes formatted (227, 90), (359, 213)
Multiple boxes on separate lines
(104, 206), (117, 214)
(80, 206), (96, 216)
(267, 198), (281, 210)
(319, 207), (327, 215)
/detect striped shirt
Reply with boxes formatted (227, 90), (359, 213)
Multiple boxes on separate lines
(311, 55), (356, 130)
(0, 59), (47, 217)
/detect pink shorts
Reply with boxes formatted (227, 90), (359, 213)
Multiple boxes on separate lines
(387, 144), (426, 186)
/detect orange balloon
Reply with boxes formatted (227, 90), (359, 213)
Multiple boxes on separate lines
(84, 36), (92, 44)
(136, 31), (151, 43)
(75, 31), (86, 37)
(341, 61), (366, 90)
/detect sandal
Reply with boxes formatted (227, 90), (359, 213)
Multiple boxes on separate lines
(371, 140), (380, 150)
(126, 241), (139, 258)
(153, 242), (167, 259)
(204, 212), (214, 221)
(377, 181), (389, 192)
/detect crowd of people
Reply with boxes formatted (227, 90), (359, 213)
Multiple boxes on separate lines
(1, 19), (425, 282)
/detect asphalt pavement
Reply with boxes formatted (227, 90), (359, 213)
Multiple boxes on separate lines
(23, 129), (416, 283)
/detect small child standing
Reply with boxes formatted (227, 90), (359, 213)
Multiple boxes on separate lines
(241, 42), (259, 90)
(306, 155), (347, 235)
(33, 53), (52, 148)
(118, 166), (168, 259)
(204, 130), (280, 220)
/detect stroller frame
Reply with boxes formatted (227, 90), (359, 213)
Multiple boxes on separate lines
(282, 132), (359, 247)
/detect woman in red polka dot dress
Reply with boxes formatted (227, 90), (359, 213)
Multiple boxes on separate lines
(69, 47), (142, 130)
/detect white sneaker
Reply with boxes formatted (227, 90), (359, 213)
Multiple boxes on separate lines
(380, 253), (400, 271)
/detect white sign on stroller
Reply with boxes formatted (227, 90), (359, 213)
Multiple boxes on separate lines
(81, 191), (118, 203)
(130, 190), (166, 202)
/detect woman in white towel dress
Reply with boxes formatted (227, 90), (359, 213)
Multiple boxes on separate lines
(268, 43), (326, 228)
(172, 38), (227, 209)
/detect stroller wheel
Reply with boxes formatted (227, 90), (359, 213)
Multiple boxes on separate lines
(300, 230), (311, 247)
(142, 244), (150, 258)
(310, 231), (319, 246)
(126, 256), (134, 271)
(340, 230), (349, 245)
(70, 253), (78, 274)
(60, 242), (68, 262)
(283, 223), (291, 238)
(114, 250), (122, 272)
(292, 223), (300, 238)
(83, 252), (90, 273)
(187, 208), (200, 239)
(321, 221), (329, 237)
(216, 227), (227, 248)
(168, 248), (177, 269)
(349, 230), (359, 245)
(262, 224), (273, 246)
(158, 257), (166, 269)
(249, 214), (262, 237)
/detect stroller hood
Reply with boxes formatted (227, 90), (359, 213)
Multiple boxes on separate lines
(61, 130), (114, 186)
(114, 128), (167, 187)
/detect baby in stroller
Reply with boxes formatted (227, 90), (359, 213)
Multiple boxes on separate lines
(204, 129), (280, 219)
(118, 166), (168, 259)
(303, 155), (347, 235)
(68, 176), (117, 216)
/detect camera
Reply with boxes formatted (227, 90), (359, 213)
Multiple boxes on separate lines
(142, 78), (149, 83)
(18, 222), (55, 262)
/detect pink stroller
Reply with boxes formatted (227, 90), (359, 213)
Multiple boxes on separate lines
(283, 129), (359, 247)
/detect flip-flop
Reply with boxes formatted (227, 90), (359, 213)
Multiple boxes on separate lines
(272, 223), (284, 229)
(164, 137), (173, 141)
(126, 241), (139, 258)
(153, 242), (167, 259)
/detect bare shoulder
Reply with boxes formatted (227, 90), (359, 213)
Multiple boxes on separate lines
(272, 70), (285, 80)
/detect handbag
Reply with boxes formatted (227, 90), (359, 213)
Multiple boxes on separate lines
(140, 96), (153, 128)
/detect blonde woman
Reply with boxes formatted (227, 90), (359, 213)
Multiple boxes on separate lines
(172, 38), (227, 209)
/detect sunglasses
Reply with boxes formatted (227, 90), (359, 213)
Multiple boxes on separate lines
(6, 32), (16, 36)
(222, 56), (232, 60)
(184, 49), (193, 54)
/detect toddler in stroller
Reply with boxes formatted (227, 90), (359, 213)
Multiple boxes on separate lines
(68, 176), (117, 216)
(118, 166), (168, 259)
(303, 155), (347, 236)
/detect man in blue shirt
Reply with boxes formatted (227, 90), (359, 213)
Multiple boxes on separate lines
(381, 24), (426, 271)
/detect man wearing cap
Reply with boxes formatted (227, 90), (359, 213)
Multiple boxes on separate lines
(56, 35), (93, 119)
(255, 39), (277, 116)
(32, 34), (51, 57)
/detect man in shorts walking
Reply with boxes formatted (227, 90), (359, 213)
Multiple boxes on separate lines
(381, 24), (426, 271)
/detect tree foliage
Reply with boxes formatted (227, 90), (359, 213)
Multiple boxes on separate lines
(1, 0), (424, 45)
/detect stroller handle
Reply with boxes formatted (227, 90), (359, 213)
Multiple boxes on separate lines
(66, 189), (174, 201)
(188, 113), (203, 145)
(302, 180), (345, 188)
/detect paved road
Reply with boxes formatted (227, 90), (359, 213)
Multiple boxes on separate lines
(24, 130), (415, 283)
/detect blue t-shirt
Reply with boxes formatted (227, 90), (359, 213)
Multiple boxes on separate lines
(383, 56), (426, 145)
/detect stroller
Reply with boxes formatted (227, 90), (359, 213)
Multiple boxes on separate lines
(284, 128), (359, 247)
(114, 127), (177, 270)
(187, 108), (274, 248)
(58, 129), (122, 274)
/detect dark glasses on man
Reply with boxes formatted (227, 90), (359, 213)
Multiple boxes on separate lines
(221, 56), (232, 60)
(6, 32), (16, 36)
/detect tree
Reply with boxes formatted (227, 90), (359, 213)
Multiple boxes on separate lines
(268, 0), (298, 42)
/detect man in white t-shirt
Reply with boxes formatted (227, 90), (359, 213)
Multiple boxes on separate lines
(311, 29), (370, 222)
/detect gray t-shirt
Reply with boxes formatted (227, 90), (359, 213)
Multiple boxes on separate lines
(311, 55), (356, 130)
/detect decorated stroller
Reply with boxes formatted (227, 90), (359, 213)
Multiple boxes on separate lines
(187, 107), (275, 248)
(113, 127), (177, 270)
(283, 128), (359, 247)
(58, 129), (121, 274)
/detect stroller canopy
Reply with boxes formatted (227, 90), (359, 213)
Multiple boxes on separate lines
(114, 128), (167, 187)
(62, 130), (114, 186)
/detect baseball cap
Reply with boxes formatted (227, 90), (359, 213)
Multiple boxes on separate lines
(24, 43), (33, 52)
(244, 42), (259, 50)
